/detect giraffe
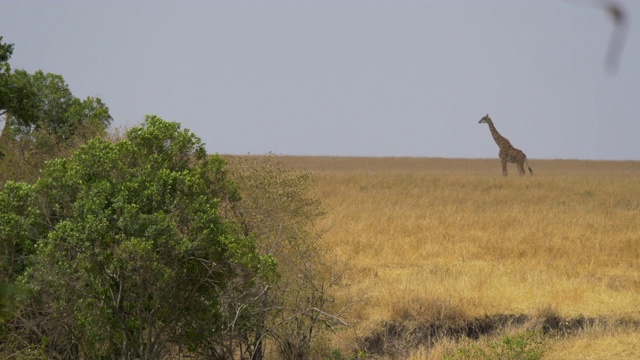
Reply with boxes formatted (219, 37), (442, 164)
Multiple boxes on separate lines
(478, 114), (532, 176)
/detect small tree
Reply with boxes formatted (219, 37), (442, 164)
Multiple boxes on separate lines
(225, 155), (348, 360)
(0, 116), (272, 358)
(1, 62), (112, 185)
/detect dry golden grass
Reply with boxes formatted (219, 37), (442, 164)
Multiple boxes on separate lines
(277, 156), (640, 359)
(545, 329), (640, 360)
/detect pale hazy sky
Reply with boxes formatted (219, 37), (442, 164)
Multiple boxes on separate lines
(2, 1), (639, 160)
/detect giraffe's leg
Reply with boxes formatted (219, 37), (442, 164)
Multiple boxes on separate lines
(501, 159), (508, 176)
(517, 162), (525, 175)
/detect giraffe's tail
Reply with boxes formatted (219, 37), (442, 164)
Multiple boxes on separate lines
(525, 157), (533, 175)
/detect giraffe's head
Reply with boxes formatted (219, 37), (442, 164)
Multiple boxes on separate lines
(479, 114), (491, 124)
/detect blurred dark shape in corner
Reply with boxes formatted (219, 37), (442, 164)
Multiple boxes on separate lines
(584, 0), (629, 74)
(568, 0), (629, 74)
(601, 1), (628, 74)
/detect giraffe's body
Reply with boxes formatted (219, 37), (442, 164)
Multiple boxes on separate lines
(479, 114), (532, 176)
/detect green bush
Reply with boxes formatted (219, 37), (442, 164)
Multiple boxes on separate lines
(0, 116), (272, 359)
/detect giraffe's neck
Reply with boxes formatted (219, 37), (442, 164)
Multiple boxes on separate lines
(485, 120), (510, 148)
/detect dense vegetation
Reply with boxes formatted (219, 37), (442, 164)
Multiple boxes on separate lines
(0, 37), (340, 359)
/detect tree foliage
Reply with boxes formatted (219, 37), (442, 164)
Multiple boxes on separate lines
(0, 36), (14, 159)
(0, 116), (273, 358)
(2, 70), (110, 140)
(0, 39), (12, 121)
(0, 38), (112, 185)
(0, 36), (13, 71)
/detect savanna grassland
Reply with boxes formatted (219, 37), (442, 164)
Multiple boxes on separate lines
(279, 156), (640, 359)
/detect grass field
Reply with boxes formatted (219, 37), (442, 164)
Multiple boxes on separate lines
(277, 156), (640, 359)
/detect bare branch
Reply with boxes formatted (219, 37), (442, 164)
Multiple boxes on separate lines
(309, 307), (351, 327)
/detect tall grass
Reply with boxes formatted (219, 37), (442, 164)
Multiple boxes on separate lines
(279, 156), (640, 359)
